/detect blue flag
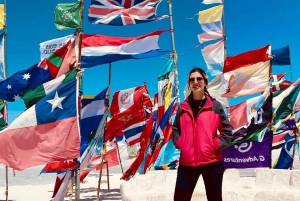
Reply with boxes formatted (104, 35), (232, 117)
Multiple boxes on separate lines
(271, 46), (290, 65)
(0, 63), (52, 101)
(80, 87), (108, 156)
(273, 133), (295, 169)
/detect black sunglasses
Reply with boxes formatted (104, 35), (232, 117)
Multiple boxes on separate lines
(189, 77), (204, 83)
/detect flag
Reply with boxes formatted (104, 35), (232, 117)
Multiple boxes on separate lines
(40, 35), (73, 60)
(80, 87), (108, 155)
(51, 171), (72, 201)
(229, 88), (272, 146)
(207, 74), (228, 107)
(80, 147), (119, 182)
(121, 114), (154, 181)
(152, 140), (180, 170)
(41, 159), (79, 174)
(202, 0), (223, 4)
(105, 108), (146, 142)
(0, 79), (80, 170)
(221, 45), (270, 98)
(22, 69), (77, 109)
(271, 46), (290, 65)
(272, 81), (300, 131)
(122, 121), (146, 146)
(80, 109), (108, 174)
(88, 0), (168, 26)
(110, 85), (149, 116)
(54, 2), (82, 31)
(0, 0), (4, 30)
(201, 39), (224, 76)
(45, 38), (76, 78)
(270, 73), (292, 93)
(81, 30), (170, 68)
(142, 98), (176, 172)
(0, 63), (52, 102)
(222, 130), (273, 169)
(0, 33), (5, 81)
(273, 78), (300, 110)
(0, 99), (6, 130)
(280, 118), (297, 131)
(229, 95), (261, 130)
(273, 132), (295, 169)
(198, 5), (223, 43)
(272, 130), (291, 150)
(157, 57), (176, 123)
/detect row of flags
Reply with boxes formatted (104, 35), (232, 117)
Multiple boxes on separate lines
(53, 0), (169, 29)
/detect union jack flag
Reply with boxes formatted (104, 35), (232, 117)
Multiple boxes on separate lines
(88, 0), (168, 26)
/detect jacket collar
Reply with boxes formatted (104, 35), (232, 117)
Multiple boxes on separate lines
(181, 93), (213, 111)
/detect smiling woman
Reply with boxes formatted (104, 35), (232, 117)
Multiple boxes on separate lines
(172, 67), (234, 201)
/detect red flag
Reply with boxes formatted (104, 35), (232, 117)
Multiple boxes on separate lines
(110, 85), (151, 116)
(223, 45), (269, 73)
(222, 45), (271, 98)
(121, 114), (154, 181)
(80, 148), (120, 182)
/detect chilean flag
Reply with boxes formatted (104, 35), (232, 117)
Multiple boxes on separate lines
(81, 30), (170, 68)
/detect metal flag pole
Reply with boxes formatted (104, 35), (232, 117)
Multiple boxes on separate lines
(3, 0), (8, 200)
(167, 0), (180, 102)
(74, 0), (84, 200)
(221, 0), (230, 117)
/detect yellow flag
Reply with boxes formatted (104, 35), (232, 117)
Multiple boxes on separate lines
(164, 81), (173, 111)
(0, 3), (4, 30)
(198, 5), (223, 24)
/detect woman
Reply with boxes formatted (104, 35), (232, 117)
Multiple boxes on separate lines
(172, 67), (233, 201)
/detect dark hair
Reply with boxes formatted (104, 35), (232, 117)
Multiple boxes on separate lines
(187, 67), (210, 96)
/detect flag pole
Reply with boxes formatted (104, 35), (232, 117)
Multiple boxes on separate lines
(221, 0), (230, 116)
(3, 0), (8, 200)
(167, 0), (180, 103)
(96, 62), (112, 201)
(288, 45), (293, 82)
(74, 0), (84, 200)
(107, 63), (124, 174)
(290, 129), (298, 170)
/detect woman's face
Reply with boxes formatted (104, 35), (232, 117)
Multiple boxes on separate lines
(189, 71), (206, 94)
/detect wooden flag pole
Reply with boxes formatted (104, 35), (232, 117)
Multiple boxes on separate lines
(107, 63), (124, 174)
(96, 63), (112, 201)
(69, 171), (74, 201)
(290, 129), (298, 170)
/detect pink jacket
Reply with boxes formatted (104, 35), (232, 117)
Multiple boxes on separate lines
(172, 95), (233, 166)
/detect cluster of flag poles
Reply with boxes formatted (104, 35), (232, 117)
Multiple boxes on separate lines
(1, 0), (300, 201)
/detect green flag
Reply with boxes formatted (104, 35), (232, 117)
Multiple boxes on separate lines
(54, 2), (82, 31)
(22, 69), (77, 108)
(0, 100), (6, 131)
(272, 82), (300, 131)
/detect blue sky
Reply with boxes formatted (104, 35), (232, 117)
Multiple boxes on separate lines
(5, 0), (300, 122)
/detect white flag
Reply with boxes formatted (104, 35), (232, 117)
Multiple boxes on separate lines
(202, 0), (223, 4)
(39, 34), (73, 60)
(207, 74), (228, 107)
(201, 40), (224, 76)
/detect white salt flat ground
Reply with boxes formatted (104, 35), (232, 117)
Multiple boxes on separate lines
(0, 147), (299, 201)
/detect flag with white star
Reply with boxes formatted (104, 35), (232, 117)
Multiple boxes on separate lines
(0, 63), (52, 101)
(0, 79), (80, 170)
